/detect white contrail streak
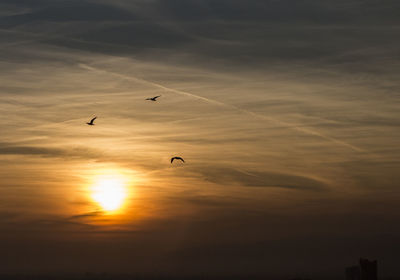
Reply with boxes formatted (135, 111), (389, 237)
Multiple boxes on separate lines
(79, 63), (364, 152)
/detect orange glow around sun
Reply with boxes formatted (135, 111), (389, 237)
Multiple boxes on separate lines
(90, 172), (130, 212)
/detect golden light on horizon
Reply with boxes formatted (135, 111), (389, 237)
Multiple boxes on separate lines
(91, 174), (129, 212)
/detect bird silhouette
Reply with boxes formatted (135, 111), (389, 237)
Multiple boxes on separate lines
(146, 95), (161, 101)
(171, 156), (185, 164)
(86, 117), (97, 125)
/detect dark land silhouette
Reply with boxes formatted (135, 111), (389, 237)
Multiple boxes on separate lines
(346, 259), (378, 280)
(0, 258), (390, 280)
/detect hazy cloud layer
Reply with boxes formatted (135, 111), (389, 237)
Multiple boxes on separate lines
(0, 0), (399, 277)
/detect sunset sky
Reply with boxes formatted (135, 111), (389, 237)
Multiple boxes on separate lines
(0, 0), (400, 278)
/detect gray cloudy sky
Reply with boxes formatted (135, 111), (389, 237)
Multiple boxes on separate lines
(0, 0), (399, 278)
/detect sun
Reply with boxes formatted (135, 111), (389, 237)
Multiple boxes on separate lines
(91, 175), (128, 212)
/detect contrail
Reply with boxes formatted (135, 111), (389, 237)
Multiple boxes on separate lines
(79, 64), (226, 107)
(79, 63), (364, 152)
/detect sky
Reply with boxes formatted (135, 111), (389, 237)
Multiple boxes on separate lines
(0, 0), (400, 278)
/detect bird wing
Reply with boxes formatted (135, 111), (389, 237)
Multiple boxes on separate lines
(174, 157), (184, 162)
(90, 117), (97, 123)
(171, 156), (184, 163)
(154, 95), (161, 99)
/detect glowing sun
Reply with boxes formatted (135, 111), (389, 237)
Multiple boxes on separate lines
(91, 176), (128, 212)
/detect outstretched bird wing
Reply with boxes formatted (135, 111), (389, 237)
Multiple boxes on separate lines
(146, 95), (161, 100)
(171, 157), (185, 163)
(177, 157), (185, 162)
(90, 117), (97, 124)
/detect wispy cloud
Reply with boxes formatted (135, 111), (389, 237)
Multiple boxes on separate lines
(0, 0), (400, 275)
(197, 167), (327, 191)
(79, 63), (365, 152)
(0, 142), (103, 159)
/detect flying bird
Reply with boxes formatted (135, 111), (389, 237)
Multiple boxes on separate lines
(146, 95), (161, 101)
(171, 156), (185, 164)
(86, 117), (97, 125)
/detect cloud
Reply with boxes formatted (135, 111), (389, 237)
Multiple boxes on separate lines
(0, 1), (136, 26)
(100, 0), (400, 23)
(0, 1), (399, 276)
(0, 142), (103, 159)
(68, 211), (103, 220)
(1, 0), (399, 76)
(189, 166), (327, 191)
